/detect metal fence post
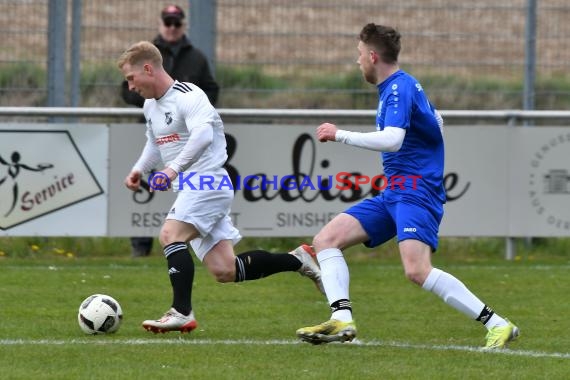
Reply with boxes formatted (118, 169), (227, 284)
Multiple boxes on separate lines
(47, 0), (67, 111)
(189, 0), (217, 74)
(70, 0), (82, 109)
(523, 0), (537, 117)
(520, 0), (537, 255)
(505, 114), (518, 260)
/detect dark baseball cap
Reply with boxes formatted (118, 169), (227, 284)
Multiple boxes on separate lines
(161, 4), (185, 21)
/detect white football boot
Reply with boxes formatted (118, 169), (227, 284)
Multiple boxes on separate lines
(289, 244), (325, 295)
(142, 308), (198, 334)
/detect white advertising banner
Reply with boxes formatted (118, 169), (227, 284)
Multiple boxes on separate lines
(3, 123), (569, 237)
(440, 126), (509, 236)
(109, 123), (570, 238)
(0, 124), (107, 236)
(509, 128), (570, 236)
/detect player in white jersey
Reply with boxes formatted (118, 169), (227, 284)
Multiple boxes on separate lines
(117, 41), (324, 334)
(296, 24), (519, 349)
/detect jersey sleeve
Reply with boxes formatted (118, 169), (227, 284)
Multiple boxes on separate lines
(132, 122), (162, 173)
(335, 127), (405, 152)
(167, 87), (216, 172)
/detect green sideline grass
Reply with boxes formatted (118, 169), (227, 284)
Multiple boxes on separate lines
(0, 251), (569, 379)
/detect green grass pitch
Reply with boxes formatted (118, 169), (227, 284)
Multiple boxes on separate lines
(0, 252), (569, 379)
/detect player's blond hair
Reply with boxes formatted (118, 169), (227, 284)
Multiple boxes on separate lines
(117, 41), (163, 69)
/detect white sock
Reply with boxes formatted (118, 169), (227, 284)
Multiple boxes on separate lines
(485, 313), (509, 329)
(423, 268), (507, 330)
(317, 248), (352, 322)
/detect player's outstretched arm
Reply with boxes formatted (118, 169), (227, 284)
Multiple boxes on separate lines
(335, 126), (405, 152)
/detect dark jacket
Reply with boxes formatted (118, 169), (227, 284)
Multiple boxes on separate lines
(121, 34), (220, 108)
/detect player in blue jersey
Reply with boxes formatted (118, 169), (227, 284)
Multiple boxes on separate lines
(296, 23), (519, 349)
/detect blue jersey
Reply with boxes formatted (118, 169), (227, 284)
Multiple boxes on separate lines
(375, 70), (446, 204)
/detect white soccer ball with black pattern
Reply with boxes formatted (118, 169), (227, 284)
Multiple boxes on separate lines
(77, 294), (123, 334)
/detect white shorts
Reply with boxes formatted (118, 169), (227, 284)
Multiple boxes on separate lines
(188, 214), (241, 261)
(166, 185), (241, 261)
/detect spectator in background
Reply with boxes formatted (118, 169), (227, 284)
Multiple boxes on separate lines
(121, 4), (219, 257)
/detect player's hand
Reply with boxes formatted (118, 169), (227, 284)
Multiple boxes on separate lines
(149, 167), (177, 192)
(316, 123), (338, 142)
(124, 170), (141, 191)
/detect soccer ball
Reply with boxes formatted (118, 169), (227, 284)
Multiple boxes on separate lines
(77, 294), (123, 334)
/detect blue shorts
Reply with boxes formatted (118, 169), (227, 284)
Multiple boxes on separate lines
(344, 193), (444, 251)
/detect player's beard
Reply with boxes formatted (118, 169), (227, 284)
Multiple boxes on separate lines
(362, 69), (376, 85)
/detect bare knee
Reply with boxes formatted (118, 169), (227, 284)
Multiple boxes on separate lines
(399, 240), (433, 286)
(158, 227), (185, 247)
(203, 240), (237, 283)
(158, 230), (173, 247)
(159, 220), (198, 247)
(312, 231), (339, 252)
(312, 214), (367, 252)
(404, 269), (427, 286)
(207, 262), (236, 283)
(402, 263), (432, 286)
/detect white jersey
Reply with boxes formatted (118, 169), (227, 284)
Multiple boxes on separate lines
(131, 81), (241, 257)
(133, 81), (228, 189)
